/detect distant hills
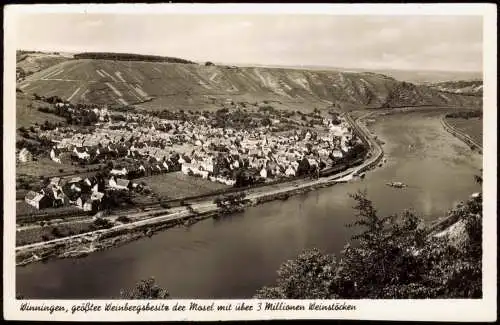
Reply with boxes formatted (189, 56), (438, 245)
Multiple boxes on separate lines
(233, 63), (483, 84)
(427, 80), (483, 97)
(16, 51), (482, 112)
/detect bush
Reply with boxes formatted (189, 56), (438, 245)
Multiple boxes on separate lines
(92, 218), (113, 230)
(117, 216), (131, 223)
(50, 227), (64, 238)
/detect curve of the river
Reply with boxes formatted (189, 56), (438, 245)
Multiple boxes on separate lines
(16, 110), (482, 299)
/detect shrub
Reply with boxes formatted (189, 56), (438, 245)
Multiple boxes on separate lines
(117, 216), (131, 223)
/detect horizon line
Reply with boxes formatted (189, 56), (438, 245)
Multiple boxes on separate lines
(16, 48), (483, 75)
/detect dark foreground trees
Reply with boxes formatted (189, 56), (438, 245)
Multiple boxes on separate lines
(255, 190), (482, 299)
(120, 277), (169, 299)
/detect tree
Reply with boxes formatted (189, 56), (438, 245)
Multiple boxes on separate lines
(255, 248), (336, 299)
(296, 157), (311, 177)
(256, 189), (482, 299)
(120, 277), (169, 299)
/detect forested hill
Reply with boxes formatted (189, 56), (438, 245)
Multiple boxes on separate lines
(73, 52), (196, 64)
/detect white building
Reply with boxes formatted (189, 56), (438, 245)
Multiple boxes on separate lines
(18, 148), (33, 163)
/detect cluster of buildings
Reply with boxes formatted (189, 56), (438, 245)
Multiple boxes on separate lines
(24, 174), (137, 211)
(24, 103), (358, 188)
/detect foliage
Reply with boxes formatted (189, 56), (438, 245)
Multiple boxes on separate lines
(90, 217), (114, 230)
(74, 52), (195, 64)
(445, 110), (482, 119)
(256, 190), (482, 299)
(116, 216), (131, 223)
(120, 277), (169, 299)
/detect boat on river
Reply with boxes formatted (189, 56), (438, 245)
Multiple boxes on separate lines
(386, 181), (407, 188)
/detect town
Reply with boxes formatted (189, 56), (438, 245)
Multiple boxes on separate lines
(17, 95), (365, 214)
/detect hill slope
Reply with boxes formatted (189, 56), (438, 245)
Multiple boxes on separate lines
(16, 51), (70, 81)
(17, 59), (482, 112)
(427, 80), (483, 97)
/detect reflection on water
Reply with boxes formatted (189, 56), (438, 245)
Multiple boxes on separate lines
(16, 111), (482, 299)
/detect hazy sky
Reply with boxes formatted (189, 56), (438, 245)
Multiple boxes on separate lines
(15, 14), (483, 72)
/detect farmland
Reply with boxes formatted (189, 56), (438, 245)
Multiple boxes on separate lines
(138, 171), (230, 200)
(445, 117), (483, 146)
(16, 220), (95, 246)
(16, 201), (81, 219)
(16, 158), (103, 178)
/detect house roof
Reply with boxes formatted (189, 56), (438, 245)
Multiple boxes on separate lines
(50, 177), (61, 185)
(68, 177), (82, 183)
(25, 191), (38, 201)
(116, 178), (130, 187)
(91, 192), (105, 200)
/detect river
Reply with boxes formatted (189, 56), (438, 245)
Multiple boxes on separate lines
(16, 110), (482, 299)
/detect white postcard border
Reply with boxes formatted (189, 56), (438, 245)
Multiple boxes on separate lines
(3, 3), (497, 322)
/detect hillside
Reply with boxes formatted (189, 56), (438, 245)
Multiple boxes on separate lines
(16, 51), (70, 81)
(242, 64), (483, 84)
(17, 59), (482, 112)
(427, 80), (483, 97)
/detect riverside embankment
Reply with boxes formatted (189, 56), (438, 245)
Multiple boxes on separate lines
(16, 111), (384, 266)
(441, 115), (483, 151)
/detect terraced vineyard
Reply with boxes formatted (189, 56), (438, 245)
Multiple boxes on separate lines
(18, 58), (482, 112)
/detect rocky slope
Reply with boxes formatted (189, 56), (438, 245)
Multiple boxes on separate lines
(16, 51), (70, 81)
(427, 80), (483, 97)
(17, 58), (482, 112)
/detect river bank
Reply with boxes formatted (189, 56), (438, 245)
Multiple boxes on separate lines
(441, 115), (482, 152)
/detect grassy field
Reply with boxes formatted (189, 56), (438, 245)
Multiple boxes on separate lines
(16, 93), (65, 129)
(16, 221), (94, 246)
(445, 117), (483, 146)
(138, 171), (230, 200)
(16, 201), (81, 218)
(16, 158), (104, 178)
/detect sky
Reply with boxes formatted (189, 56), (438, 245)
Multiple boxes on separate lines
(15, 13), (483, 72)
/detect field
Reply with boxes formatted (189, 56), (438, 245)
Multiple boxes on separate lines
(16, 93), (65, 130)
(16, 158), (103, 178)
(445, 117), (483, 146)
(17, 52), (70, 76)
(138, 172), (230, 199)
(16, 221), (94, 246)
(16, 201), (81, 219)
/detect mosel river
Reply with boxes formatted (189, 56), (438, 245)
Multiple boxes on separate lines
(16, 110), (482, 299)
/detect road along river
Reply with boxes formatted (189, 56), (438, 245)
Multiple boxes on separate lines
(16, 109), (482, 299)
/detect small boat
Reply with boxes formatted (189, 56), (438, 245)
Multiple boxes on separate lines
(386, 181), (407, 188)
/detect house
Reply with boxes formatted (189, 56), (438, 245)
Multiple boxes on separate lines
(91, 191), (105, 202)
(109, 177), (130, 190)
(331, 149), (343, 159)
(50, 177), (62, 188)
(110, 167), (128, 176)
(260, 167), (268, 179)
(18, 148), (33, 163)
(73, 147), (90, 160)
(25, 190), (52, 210)
(68, 176), (82, 184)
(285, 166), (296, 176)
